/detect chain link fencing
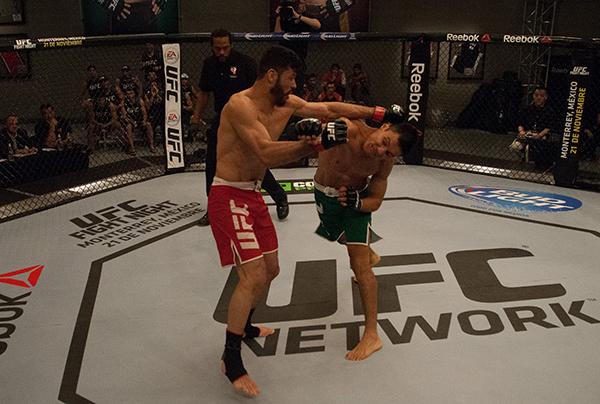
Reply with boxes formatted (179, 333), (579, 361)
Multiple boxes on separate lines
(1, 33), (599, 221)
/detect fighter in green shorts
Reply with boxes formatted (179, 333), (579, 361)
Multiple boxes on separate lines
(307, 108), (420, 361)
(314, 184), (381, 245)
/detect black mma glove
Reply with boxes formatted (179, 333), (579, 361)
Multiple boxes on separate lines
(371, 104), (406, 125)
(295, 118), (348, 151)
(321, 119), (348, 150)
(344, 188), (362, 211)
(295, 118), (322, 137)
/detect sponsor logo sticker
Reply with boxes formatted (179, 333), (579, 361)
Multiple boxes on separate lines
(165, 48), (179, 64)
(244, 33), (276, 40)
(167, 111), (180, 127)
(570, 66), (590, 76)
(446, 33), (480, 42)
(0, 265), (45, 355)
(0, 265), (45, 288)
(449, 186), (582, 213)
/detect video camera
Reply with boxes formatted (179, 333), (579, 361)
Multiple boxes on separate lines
(279, 0), (296, 21)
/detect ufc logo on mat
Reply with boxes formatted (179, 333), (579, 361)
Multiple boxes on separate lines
(229, 200), (259, 250)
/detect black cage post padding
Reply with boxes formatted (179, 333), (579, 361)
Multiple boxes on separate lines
(403, 38), (430, 164)
(554, 57), (594, 187)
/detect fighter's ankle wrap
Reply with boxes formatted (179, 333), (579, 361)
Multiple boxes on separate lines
(244, 309), (260, 338)
(371, 106), (387, 123)
(223, 330), (247, 382)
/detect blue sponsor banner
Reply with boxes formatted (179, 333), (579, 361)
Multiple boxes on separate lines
(240, 32), (356, 41)
(449, 185), (582, 213)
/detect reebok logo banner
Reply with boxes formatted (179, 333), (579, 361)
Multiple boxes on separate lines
(404, 40), (428, 164)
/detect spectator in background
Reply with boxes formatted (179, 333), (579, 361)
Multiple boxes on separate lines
(34, 104), (73, 150)
(582, 111), (600, 161)
(141, 42), (163, 82)
(181, 73), (197, 140)
(86, 76), (121, 151)
(120, 88), (156, 155)
(82, 65), (104, 149)
(116, 65), (141, 102)
(302, 73), (322, 102)
(321, 63), (346, 99)
(319, 81), (343, 102)
(89, 93), (123, 151)
(0, 113), (37, 159)
(191, 28), (289, 226)
(82, 64), (103, 106)
(101, 75), (122, 107)
(349, 63), (371, 105)
(144, 70), (165, 141)
(514, 86), (558, 169)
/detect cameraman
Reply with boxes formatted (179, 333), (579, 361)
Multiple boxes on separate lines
(274, 0), (321, 34)
(274, 0), (321, 94)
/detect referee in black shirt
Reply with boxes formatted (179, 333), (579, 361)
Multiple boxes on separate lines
(192, 29), (289, 226)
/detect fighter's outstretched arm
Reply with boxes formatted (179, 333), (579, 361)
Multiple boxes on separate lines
(290, 95), (405, 125)
(291, 95), (375, 121)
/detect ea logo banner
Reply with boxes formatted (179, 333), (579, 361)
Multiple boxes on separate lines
(164, 48), (179, 64)
(449, 186), (582, 212)
(167, 111), (180, 127)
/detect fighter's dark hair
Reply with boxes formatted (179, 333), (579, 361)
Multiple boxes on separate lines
(257, 46), (302, 78)
(389, 122), (421, 157)
(210, 28), (233, 45)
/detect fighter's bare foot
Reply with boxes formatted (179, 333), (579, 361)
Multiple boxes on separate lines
(244, 325), (275, 338)
(345, 333), (383, 361)
(220, 361), (261, 397)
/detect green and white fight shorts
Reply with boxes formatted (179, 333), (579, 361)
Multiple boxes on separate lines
(313, 181), (381, 245)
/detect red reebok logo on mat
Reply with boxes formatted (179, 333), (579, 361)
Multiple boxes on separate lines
(0, 265), (45, 288)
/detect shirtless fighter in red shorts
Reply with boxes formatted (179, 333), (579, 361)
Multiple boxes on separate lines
(208, 45), (401, 397)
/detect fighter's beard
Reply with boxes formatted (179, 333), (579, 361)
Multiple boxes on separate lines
(270, 79), (290, 106)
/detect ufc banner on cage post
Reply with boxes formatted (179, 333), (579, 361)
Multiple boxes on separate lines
(553, 58), (593, 187)
(403, 39), (430, 164)
(162, 43), (185, 171)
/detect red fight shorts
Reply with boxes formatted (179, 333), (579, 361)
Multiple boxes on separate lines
(207, 177), (278, 267)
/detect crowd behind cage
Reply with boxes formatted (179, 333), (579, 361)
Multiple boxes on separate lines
(1, 39), (600, 176)
(0, 43), (378, 161)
